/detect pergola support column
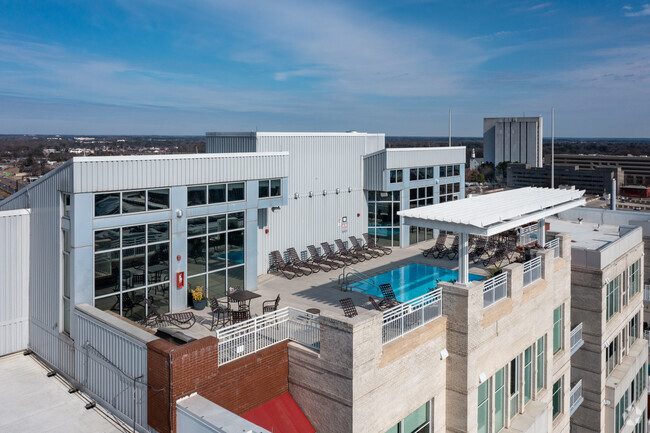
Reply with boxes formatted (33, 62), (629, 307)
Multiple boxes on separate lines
(458, 232), (469, 285)
(537, 218), (546, 246)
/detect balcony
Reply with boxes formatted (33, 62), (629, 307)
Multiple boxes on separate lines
(570, 379), (584, 416)
(571, 323), (584, 356)
(545, 238), (560, 258)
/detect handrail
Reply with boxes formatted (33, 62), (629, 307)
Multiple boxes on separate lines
(339, 265), (380, 291)
(483, 273), (508, 308)
(523, 256), (542, 287)
(545, 238), (560, 258)
(382, 288), (442, 344)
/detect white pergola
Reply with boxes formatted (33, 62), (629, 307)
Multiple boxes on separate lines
(398, 187), (586, 284)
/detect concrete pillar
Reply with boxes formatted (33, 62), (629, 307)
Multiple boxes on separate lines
(537, 218), (546, 246)
(458, 232), (469, 284)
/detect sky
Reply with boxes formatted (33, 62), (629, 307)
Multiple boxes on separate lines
(0, 1), (649, 137)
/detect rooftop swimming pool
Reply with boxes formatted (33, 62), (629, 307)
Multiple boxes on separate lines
(349, 263), (483, 303)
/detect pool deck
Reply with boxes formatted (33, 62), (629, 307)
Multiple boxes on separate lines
(172, 238), (492, 340)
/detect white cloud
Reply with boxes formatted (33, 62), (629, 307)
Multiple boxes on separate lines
(625, 4), (650, 16)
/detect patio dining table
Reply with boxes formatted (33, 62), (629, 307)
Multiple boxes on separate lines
(228, 290), (261, 310)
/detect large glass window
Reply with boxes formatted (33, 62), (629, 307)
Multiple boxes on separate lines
(607, 276), (620, 321)
(389, 170), (403, 184)
(509, 357), (520, 419)
(188, 182), (246, 207)
(629, 260), (640, 298)
(187, 211), (245, 299)
(478, 381), (489, 433)
(630, 311), (640, 345)
(552, 377), (562, 419)
(93, 221), (170, 322)
(524, 345), (533, 404)
(386, 401), (431, 433)
(536, 335), (545, 391)
(494, 367), (505, 432)
(439, 182), (461, 203)
(259, 178), (282, 198)
(94, 189), (169, 216)
(553, 305), (563, 354)
(606, 337), (619, 376)
(367, 191), (400, 247)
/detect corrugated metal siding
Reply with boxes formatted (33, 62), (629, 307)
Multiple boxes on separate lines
(363, 151), (386, 191)
(206, 134), (257, 153)
(0, 210), (30, 355)
(0, 190), (30, 210)
(75, 306), (151, 431)
(255, 134), (371, 274)
(385, 147), (466, 168)
(72, 153), (288, 192)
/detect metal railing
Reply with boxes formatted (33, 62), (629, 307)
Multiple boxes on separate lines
(518, 223), (538, 246)
(545, 238), (560, 258)
(570, 379), (584, 416)
(382, 289), (442, 345)
(216, 307), (320, 364)
(644, 285), (650, 302)
(523, 256), (542, 287)
(571, 323), (584, 356)
(483, 273), (508, 308)
(338, 266), (378, 292)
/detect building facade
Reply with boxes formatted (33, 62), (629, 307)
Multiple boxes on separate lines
(483, 117), (543, 168)
(553, 154), (650, 187)
(507, 163), (624, 196)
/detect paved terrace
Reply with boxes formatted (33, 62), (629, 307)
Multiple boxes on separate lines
(176, 237), (492, 340)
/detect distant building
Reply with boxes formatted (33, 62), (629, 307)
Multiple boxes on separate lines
(553, 154), (650, 186)
(468, 147), (483, 170)
(620, 185), (650, 198)
(483, 116), (543, 167)
(507, 163), (623, 195)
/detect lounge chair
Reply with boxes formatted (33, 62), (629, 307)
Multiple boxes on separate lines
(423, 234), (448, 258)
(378, 283), (400, 308)
(469, 236), (489, 264)
(334, 239), (367, 262)
(142, 299), (196, 329)
(307, 245), (339, 271)
(362, 233), (392, 255)
(268, 250), (305, 279)
(369, 296), (392, 311)
(287, 247), (319, 274)
(349, 236), (380, 258)
(321, 242), (356, 265)
(339, 298), (358, 318)
(445, 236), (460, 260)
(209, 297), (230, 330)
(263, 294), (281, 314)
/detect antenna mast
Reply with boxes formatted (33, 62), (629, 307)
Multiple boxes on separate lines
(551, 107), (555, 188)
(448, 109), (451, 147)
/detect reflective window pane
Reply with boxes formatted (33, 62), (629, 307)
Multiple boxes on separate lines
(368, 190), (376, 201)
(187, 186), (207, 206)
(376, 203), (391, 226)
(208, 214), (227, 233)
(95, 228), (120, 251)
(208, 270), (227, 300)
(228, 212), (245, 230)
(95, 294), (119, 315)
(410, 169), (417, 181)
(95, 251), (119, 297)
(208, 234), (227, 271)
(228, 266), (245, 292)
(228, 182), (245, 202)
(95, 193), (120, 216)
(122, 247), (146, 289)
(148, 222), (169, 243)
(368, 203), (376, 226)
(149, 283), (169, 314)
(270, 179), (281, 197)
(187, 275), (206, 302)
(188, 217), (207, 237)
(62, 194), (71, 217)
(122, 289), (146, 322)
(148, 243), (169, 284)
(187, 238), (206, 276)
(122, 190), (146, 213)
(123, 225), (146, 247)
(259, 180), (270, 198)
(426, 167), (433, 179)
(227, 231), (245, 267)
(148, 189), (169, 210)
(418, 167), (426, 180)
(208, 184), (226, 204)
(404, 401), (429, 433)
(396, 170), (403, 183)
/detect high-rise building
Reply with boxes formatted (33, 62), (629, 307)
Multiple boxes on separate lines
(484, 117), (543, 167)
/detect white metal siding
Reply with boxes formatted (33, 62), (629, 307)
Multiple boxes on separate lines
(363, 151), (386, 191)
(385, 147), (466, 168)
(72, 153), (288, 192)
(0, 209), (30, 356)
(206, 134), (257, 153)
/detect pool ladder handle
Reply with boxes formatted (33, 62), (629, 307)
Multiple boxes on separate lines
(338, 266), (379, 292)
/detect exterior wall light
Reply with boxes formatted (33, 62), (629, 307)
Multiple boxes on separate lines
(294, 192), (299, 199)
(336, 188), (340, 194)
(322, 190), (327, 196)
(348, 187), (352, 193)
(478, 372), (487, 384)
(309, 191), (313, 197)
(176, 209), (183, 218)
(440, 349), (449, 360)
(271, 206), (281, 212)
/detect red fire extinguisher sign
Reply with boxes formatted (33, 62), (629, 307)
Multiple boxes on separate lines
(176, 271), (185, 288)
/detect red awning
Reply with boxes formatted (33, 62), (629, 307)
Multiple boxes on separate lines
(241, 392), (315, 433)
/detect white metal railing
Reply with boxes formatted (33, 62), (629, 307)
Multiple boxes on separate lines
(216, 307), (320, 364)
(570, 379), (584, 416)
(523, 256), (542, 287)
(545, 238), (560, 258)
(518, 223), (538, 246)
(483, 273), (508, 308)
(382, 289), (442, 344)
(644, 285), (650, 302)
(571, 322), (584, 356)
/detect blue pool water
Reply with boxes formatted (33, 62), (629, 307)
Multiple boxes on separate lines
(349, 263), (483, 302)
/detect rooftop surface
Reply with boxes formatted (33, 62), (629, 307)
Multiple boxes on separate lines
(0, 353), (128, 433)
(547, 217), (622, 251)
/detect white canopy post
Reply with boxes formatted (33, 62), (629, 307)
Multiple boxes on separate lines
(537, 218), (546, 246)
(458, 232), (469, 285)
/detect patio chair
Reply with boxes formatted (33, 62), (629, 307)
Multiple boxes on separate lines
(230, 308), (251, 324)
(307, 245), (340, 271)
(268, 250), (305, 279)
(469, 236), (489, 264)
(339, 298), (358, 318)
(334, 239), (367, 262)
(209, 297), (231, 330)
(263, 294), (281, 314)
(369, 296), (393, 311)
(423, 234), (448, 258)
(286, 247), (319, 274)
(142, 299), (196, 329)
(378, 283), (400, 308)
(362, 233), (392, 255)
(483, 239), (509, 267)
(321, 242), (357, 265)
(445, 236), (460, 260)
(349, 236), (380, 258)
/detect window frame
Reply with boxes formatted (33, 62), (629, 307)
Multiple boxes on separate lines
(552, 377), (563, 420)
(553, 305), (563, 354)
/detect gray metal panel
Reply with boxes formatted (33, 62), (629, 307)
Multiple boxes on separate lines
(72, 153), (288, 193)
(385, 147), (466, 168)
(0, 209), (30, 356)
(74, 305), (153, 431)
(510, 121), (520, 162)
(527, 121), (538, 167)
(504, 121), (511, 162)
(363, 151), (386, 191)
(495, 122), (504, 165)
(483, 118), (496, 165)
(206, 134), (257, 153)
(255, 134), (371, 274)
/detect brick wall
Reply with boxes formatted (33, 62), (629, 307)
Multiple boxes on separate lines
(147, 336), (289, 433)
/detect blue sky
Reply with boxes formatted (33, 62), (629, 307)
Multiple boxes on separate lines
(1, 1), (649, 137)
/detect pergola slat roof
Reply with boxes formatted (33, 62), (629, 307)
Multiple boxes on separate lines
(398, 187), (586, 236)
